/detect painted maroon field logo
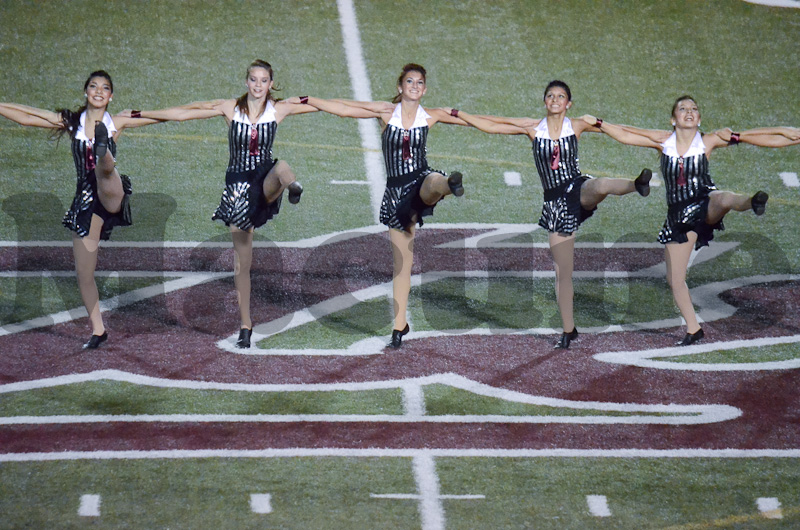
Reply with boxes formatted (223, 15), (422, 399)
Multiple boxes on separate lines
(1, 225), (799, 454)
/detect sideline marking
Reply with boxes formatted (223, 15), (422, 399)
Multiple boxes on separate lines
(757, 497), (783, 519)
(3, 448), (800, 462)
(587, 495), (612, 517)
(503, 171), (522, 186)
(742, 0), (800, 7)
(78, 494), (101, 517)
(780, 172), (799, 188)
(250, 493), (273, 514)
(0, 370), (741, 426)
(336, 0), (384, 223)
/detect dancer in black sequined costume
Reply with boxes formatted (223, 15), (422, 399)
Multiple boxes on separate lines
(131, 60), (315, 348)
(590, 95), (799, 345)
(291, 64), (468, 347)
(452, 81), (652, 349)
(0, 70), (166, 349)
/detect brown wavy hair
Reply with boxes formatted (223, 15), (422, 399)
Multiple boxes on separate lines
(391, 63), (426, 104)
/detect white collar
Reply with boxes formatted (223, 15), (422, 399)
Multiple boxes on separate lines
(76, 111), (117, 142)
(387, 103), (431, 130)
(534, 116), (574, 140)
(661, 131), (705, 158)
(233, 100), (277, 125)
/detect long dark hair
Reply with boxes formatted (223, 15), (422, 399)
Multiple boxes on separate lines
(235, 60), (280, 120)
(543, 80), (571, 102)
(391, 63), (426, 104)
(671, 94), (698, 119)
(55, 70), (114, 140)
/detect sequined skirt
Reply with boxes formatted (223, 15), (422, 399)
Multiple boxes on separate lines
(658, 194), (723, 249)
(62, 172), (132, 240)
(380, 167), (439, 231)
(213, 160), (280, 231)
(538, 176), (595, 235)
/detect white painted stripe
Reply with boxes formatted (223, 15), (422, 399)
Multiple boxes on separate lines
(413, 454), (445, 530)
(779, 171), (799, 187)
(503, 171), (522, 186)
(587, 495), (612, 517)
(330, 179), (370, 185)
(0, 272), (229, 337)
(78, 494), (101, 517)
(336, 0), (385, 223)
(743, 0), (800, 8)
(0, 370), (741, 426)
(3, 448), (800, 463)
(371, 493), (484, 500)
(757, 497), (782, 519)
(250, 493), (272, 514)
(403, 384), (426, 416)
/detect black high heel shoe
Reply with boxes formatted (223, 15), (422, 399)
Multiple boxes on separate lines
(635, 168), (653, 197)
(447, 171), (464, 197)
(288, 182), (303, 204)
(83, 331), (108, 350)
(554, 328), (578, 349)
(390, 324), (410, 348)
(751, 191), (768, 216)
(677, 328), (704, 346)
(236, 328), (252, 348)
(94, 121), (109, 161)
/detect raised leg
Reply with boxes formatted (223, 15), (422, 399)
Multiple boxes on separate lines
(419, 171), (463, 206)
(706, 190), (766, 225)
(579, 169), (651, 210)
(262, 160), (302, 204)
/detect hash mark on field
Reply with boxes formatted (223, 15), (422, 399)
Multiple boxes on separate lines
(503, 171), (522, 186)
(250, 493), (272, 514)
(780, 172), (799, 188)
(757, 497), (782, 519)
(330, 179), (370, 185)
(587, 495), (612, 517)
(78, 494), (100, 517)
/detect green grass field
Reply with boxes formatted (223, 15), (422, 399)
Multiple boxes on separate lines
(1, 1), (800, 528)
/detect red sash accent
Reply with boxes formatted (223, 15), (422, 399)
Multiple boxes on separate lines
(402, 130), (411, 161)
(550, 142), (560, 171)
(677, 157), (686, 186)
(249, 127), (259, 156)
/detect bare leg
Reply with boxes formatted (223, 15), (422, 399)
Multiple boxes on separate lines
(389, 226), (415, 331)
(549, 232), (577, 333)
(580, 176), (638, 210)
(72, 215), (105, 338)
(230, 227), (254, 330)
(664, 234), (702, 334)
(94, 147), (124, 215)
(419, 171), (463, 205)
(706, 190), (762, 225)
(262, 160), (301, 204)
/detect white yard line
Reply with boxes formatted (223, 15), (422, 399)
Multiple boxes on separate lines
(336, 0), (385, 223)
(413, 455), (445, 530)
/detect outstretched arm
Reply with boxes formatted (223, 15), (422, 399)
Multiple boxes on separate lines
(289, 96), (384, 119)
(586, 116), (664, 150)
(0, 103), (62, 128)
(446, 109), (530, 135)
(121, 99), (230, 123)
(715, 126), (800, 148)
